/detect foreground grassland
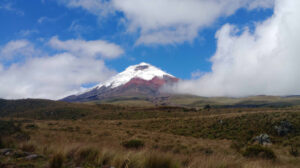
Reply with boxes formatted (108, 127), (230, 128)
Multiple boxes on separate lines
(1, 99), (300, 168)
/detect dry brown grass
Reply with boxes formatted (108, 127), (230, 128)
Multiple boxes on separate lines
(1, 106), (300, 168)
(15, 117), (297, 167)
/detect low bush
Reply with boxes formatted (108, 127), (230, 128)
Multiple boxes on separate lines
(21, 143), (36, 152)
(230, 141), (245, 152)
(289, 145), (299, 157)
(243, 145), (276, 160)
(50, 153), (64, 168)
(0, 120), (21, 135)
(144, 153), (180, 168)
(0, 137), (3, 148)
(201, 147), (213, 155)
(122, 139), (144, 149)
(25, 124), (39, 129)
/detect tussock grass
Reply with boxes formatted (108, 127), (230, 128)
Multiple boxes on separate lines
(48, 147), (180, 168)
(50, 153), (64, 168)
(77, 147), (100, 166)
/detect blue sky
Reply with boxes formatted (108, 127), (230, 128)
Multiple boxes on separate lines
(1, 0), (299, 99)
(0, 0), (273, 78)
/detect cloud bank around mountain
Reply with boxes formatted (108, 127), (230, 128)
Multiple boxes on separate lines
(0, 38), (121, 99)
(166, 0), (300, 97)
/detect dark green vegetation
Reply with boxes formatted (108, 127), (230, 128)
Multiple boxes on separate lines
(0, 99), (99, 119)
(122, 139), (145, 149)
(242, 145), (276, 160)
(0, 99), (198, 120)
(144, 153), (180, 168)
(0, 120), (22, 136)
(0, 97), (300, 167)
(136, 111), (300, 145)
(50, 153), (64, 168)
(89, 95), (300, 108)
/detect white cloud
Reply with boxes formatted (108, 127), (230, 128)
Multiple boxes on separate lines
(247, 0), (274, 10)
(0, 53), (115, 99)
(167, 0), (300, 97)
(59, 0), (275, 45)
(0, 40), (36, 61)
(58, 0), (113, 16)
(191, 70), (204, 79)
(0, 38), (123, 99)
(114, 0), (276, 45)
(49, 36), (124, 59)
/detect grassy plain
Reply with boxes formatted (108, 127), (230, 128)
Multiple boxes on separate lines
(0, 98), (300, 168)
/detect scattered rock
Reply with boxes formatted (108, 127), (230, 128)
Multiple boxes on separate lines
(102, 166), (115, 168)
(254, 134), (271, 145)
(274, 120), (293, 136)
(1, 148), (42, 161)
(0, 148), (13, 156)
(25, 154), (41, 160)
(13, 151), (30, 158)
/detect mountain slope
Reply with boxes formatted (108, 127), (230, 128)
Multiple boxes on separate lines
(62, 62), (178, 102)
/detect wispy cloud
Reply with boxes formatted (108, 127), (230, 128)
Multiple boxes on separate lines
(37, 14), (66, 24)
(57, 0), (114, 16)
(18, 29), (39, 37)
(68, 20), (93, 37)
(49, 36), (124, 59)
(37, 16), (49, 24)
(0, 2), (24, 16)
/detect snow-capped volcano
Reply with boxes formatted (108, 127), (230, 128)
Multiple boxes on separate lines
(62, 62), (178, 102)
(96, 62), (175, 89)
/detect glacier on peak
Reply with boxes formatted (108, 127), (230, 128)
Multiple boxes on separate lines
(96, 62), (174, 89)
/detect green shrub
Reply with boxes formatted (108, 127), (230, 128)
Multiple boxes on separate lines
(21, 143), (36, 152)
(14, 132), (31, 141)
(25, 124), (39, 129)
(243, 145), (276, 160)
(0, 137), (4, 148)
(0, 120), (21, 135)
(289, 145), (299, 157)
(122, 139), (144, 149)
(204, 104), (211, 111)
(50, 153), (64, 168)
(144, 153), (179, 168)
(201, 147), (213, 155)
